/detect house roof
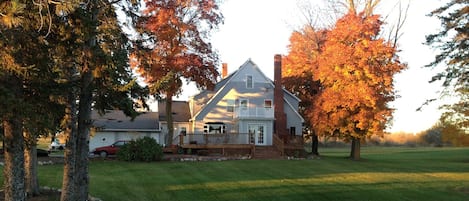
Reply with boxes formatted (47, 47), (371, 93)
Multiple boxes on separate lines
(92, 110), (159, 131)
(158, 100), (191, 122)
(191, 59), (302, 121)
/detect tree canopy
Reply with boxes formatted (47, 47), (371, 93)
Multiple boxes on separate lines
(426, 0), (468, 133)
(284, 3), (406, 160)
(132, 0), (223, 145)
(1, 1), (146, 200)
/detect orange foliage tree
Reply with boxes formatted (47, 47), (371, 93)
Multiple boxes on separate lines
(132, 0), (223, 145)
(283, 26), (327, 156)
(312, 11), (406, 160)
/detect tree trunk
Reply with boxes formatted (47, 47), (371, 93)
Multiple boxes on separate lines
(311, 131), (319, 156)
(74, 65), (93, 201)
(24, 143), (40, 197)
(61, 91), (79, 201)
(166, 96), (174, 146)
(61, 1), (97, 200)
(350, 137), (361, 160)
(3, 118), (26, 201)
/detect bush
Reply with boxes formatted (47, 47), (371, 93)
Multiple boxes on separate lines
(117, 137), (163, 162)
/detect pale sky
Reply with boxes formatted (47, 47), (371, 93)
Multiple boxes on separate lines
(175, 0), (449, 134)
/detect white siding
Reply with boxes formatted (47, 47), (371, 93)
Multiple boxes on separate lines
(89, 131), (161, 151)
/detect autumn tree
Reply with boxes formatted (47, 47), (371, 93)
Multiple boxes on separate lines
(283, 26), (327, 156)
(312, 10), (406, 160)
(132, 0), (223, 145)
(426, 1), (468, 132)
(283, 0), (406, 159)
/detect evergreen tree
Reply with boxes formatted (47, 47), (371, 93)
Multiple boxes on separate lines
(426, 1), (468, 133)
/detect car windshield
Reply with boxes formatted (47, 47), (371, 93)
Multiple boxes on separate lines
(114, 141), (126, 146)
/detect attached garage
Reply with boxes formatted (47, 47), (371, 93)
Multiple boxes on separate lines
(90, 110), (161, 151)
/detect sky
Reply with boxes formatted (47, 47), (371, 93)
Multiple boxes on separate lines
(174, 0), (449, 134)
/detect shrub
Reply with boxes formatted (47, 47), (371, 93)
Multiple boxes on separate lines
(117, 137), (163, 162)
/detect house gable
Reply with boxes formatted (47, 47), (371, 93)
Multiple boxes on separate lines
(192, 59), (274, 121)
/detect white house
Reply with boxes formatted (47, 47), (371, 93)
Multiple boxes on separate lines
(90, 55), (304, 155)
(182, 55), (304, 146)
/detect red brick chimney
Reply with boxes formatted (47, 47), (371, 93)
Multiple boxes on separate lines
(273, 54), (288, 141)
(222, 63), (228, 79)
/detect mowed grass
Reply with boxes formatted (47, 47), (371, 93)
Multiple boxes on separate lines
(5, 147), (469, 201)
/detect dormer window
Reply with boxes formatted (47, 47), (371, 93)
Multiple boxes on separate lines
(246, 75), (253, 89)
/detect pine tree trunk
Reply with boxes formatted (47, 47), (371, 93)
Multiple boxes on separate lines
(3, 118), (26, 201)
(350, 137), (361, 160)
(166, 97), (174, 146)
(61, 1), (97, 200)
(24, 144), (40, 197)
(61, 91), (79, 201)
(3, 75), (26, 201)
(75, 66), (93, 201)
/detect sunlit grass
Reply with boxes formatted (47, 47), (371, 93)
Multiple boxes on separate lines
(2, 147), (469, 201)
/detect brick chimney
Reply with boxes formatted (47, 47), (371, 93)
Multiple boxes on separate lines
(273, 54), (288, 140)
(222, 63), (228, 79)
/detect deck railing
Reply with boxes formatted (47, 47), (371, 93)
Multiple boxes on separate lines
(179, 133), (252, 145)
(233, 107), (274, 119)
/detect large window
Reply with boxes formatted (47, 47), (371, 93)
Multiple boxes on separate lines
(203, 123), (226, 134)
(246, 75), (253, 88)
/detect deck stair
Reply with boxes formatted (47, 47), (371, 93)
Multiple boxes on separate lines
(253, 146), (283, 159)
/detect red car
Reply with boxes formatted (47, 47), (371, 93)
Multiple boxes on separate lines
(92, 140), (129, 158)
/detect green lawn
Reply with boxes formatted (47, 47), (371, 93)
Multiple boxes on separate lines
(7, 147), (469, 200)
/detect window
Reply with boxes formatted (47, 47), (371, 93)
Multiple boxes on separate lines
(290, 127), (296, 136)
(240, 99), (248, 109)
(203, 123), (226, 134)
(180, 127), (187, 135)
(246, 75), (253, 88)
(226, 99), (235, 112)
(264, 99), (272, 108)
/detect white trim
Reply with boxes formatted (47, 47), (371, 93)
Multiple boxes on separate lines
(283, 88), (302, 102)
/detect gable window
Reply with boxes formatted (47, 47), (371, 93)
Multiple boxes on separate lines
(246, 75), (253, 89)
(226, 99), (235, 112)
(264, 99), (272, 108)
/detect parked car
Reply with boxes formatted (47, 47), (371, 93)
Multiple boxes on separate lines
(92, 140), (130, 158)
(37, 148), (50, 157)
(49, 138), (65, 150)
(0, 148), (49, 157)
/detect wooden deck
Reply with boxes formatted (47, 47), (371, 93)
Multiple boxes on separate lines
(181, 144), (254, 156)
(164, 133), (305, 158)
